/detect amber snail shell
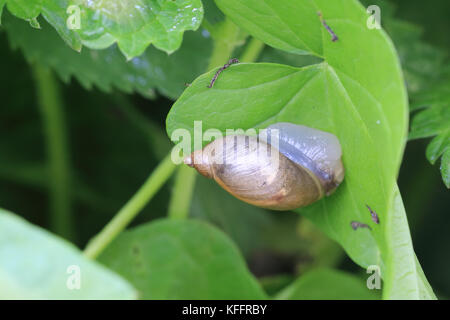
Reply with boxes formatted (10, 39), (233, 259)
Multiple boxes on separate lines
(184, 122), (344, 210)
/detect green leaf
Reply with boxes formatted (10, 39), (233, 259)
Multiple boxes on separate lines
(98, 219), (268, 299)
(365, 0), (450, 188)
(4, 0), (41, 20)
(0, 208), (136, 299)
(167, 0), (434, 299)
(3, 12), (211, 99)
(2, 0), (203, 59)
(274, 268), (380, 300)
(410, 105), (450, 140)
(4, 0), (82, 51)
(409, 68), (450, 188)
(365, 0), (447, 96)
(383, 185), (436, 299)
(167, 62), (392, 268)
(441, 148), (450, 188)
(426, 132), (450, 165)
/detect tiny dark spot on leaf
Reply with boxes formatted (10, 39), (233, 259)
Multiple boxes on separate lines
(132, 245), (141, 256)
(366, 204), (380, 224)
(351, 221), (371, 231)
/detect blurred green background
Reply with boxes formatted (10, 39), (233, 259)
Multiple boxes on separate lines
(0, 0), (448, 298)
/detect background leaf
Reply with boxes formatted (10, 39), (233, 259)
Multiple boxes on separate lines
(0, 208), (136, 299)
(274, 268), (380, 300)
(2, 11), (211, 99)
(409, 67), (450, 188)
(99, 218), (268, 299)
(370, 0), (447, 96)
(2, 0), (203, 59)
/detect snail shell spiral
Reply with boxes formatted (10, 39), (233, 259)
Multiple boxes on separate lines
(184, 122), (344, 210)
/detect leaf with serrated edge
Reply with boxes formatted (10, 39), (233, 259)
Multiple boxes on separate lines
(3, 12), (211, 99)
(409, 68), (450, 188)
(2, 0), (203, 58)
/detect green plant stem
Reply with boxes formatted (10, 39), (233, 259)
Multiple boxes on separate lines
(83, 153), (177, 259)
(32, 63), (73, 241)
(239, 38), (265, 63)
(167, 165), (197, 219)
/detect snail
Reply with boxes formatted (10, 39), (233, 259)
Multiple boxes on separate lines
(184, 122), (344, 210)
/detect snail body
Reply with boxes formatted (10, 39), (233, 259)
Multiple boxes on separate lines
(184, 123), (344, 210)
